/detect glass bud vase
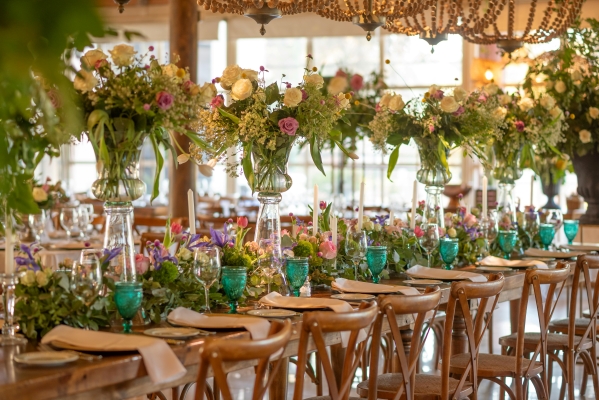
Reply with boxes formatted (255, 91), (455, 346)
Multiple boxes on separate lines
(416, 145), (452, 228)
(493, 145), (522, 231)
(496, 182), (517, 230)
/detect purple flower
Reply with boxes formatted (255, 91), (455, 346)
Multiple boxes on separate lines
(15, 243), (40, 271)
(452, 106), (465, 117)
(374, 215), (388, 225)
(320, 100), (325, 105)
(155, 91), (174, 110)
(102, 247), (123, 264)
(260, 65), (265, 71)
(210, 227), (230, 248)
(286, 82), (292, 89)
(143, 104), (151, 111)
(149, 46), (154, 51)
(515, 120), (525, 132)
(278, 117), (299, 136)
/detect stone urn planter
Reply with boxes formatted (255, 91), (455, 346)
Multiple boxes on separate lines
(572, 152), (599, 225)
(541, 172), (561, 210)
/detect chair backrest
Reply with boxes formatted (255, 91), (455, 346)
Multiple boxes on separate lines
(569, 255), (599, 352)
(366, 287), (442, 400)
(194, 319), (292, 400)
(440, 273), (505, 400)
(293, 301), (379, 400)
(515, 264), (570, 389)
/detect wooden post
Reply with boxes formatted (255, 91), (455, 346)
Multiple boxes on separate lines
(169, 0), (197, 218)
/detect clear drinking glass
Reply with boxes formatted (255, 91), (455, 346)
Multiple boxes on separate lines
(28, 210), (47, 241)
(71, 253), (103, 306)
(563, 220), (579, 246)
(77, 205), (91, 240)
(345, 230), (368, 280)
(419, 223), (440, 268)
(60, 206), (79, 238)
(523, 210), (540, 246)
(193, 247), (221, 313)
(479, 210), (498, 257)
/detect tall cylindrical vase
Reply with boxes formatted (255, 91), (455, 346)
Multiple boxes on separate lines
(416, 145), (451, 228)
(493, 145), (522, 230)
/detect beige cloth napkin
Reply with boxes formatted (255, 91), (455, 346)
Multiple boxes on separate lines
(524, 248), (584, 259)
(167, 307), (270, 340)
(42, 325), (186, 384)
(259, 292), (368, 346)
(332, 278), (420, 296)
(406, 265), (487, 282)
(480, 255), (548, 269)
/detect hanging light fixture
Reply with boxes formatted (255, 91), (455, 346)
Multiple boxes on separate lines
(113, 0), (131, 13)
(197, 0), (289, 35)
(456, 0), (584, 54)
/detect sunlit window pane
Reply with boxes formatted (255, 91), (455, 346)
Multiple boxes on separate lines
(313, 36), (380, 77)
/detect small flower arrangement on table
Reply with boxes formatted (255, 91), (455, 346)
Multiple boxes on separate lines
(442, 204), (485, 267)
(31, 177), (69, 210)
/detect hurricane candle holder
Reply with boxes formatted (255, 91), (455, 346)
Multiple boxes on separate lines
(0, 274), (27, 346)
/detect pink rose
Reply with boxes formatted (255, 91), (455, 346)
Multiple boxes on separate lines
(414, 226), (424, 238)
(463, 213), (477, 228)
(515, 120), (525, 132)
(281, 229), (290, 236)
(210, 95), (224, 108)
(170, 222), (183, 235)
(335, 69), (347, 78)
(278, 117), (299, 136)
(237, 216), (248, 228)
(319, 240), (337, 260)
(384, 225), (400, 234)
(155, 91), (174, 110)
(182, 80), (194, 92)
(350, 74), (364, 91)
(431, 90), (444, 100)
(135, 254), (150, 274)
(452, 106), (465, 117)
(42, 184), (50, 192)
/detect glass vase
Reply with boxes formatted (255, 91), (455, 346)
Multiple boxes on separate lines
(492, 144), (523, 185)
(0, 274), (27, 346)
(496, 182), (517, 231)
(416, 144), (451, 228)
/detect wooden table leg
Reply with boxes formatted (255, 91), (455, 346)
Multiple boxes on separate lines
(330, 343), (346, 388)
(510, 299), (520, 334)
(269, 357), (289, 400)
(392, 328), (413, 372)
(451, 313), (468, 355)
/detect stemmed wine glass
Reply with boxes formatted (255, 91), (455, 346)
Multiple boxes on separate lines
(77, 205), (91, 240)
(522, 210), (540, 247)
(419, 223), (440, 268)
(479, 211), (498, 257)
(193, 247), (221, 313)
(345, 230), (368, 280)
(28, 210), (47, 241)
(60, 206), (79, 239)
(71, 249), (103, 307)
(540, 208), (563, 250)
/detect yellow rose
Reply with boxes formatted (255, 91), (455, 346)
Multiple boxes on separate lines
(199, 82), (217, 104)
(35, 270), (49, 287)
(499, 94), (511, 105)
(108, 44), (136, 67)
(388, 95), (405, 111)
(518, 97), (534, 112)
(81, 49), (108, 69)
(327, 76), (348, 94)
(73, 69), (98, 93)
(428, 85), (440, 96)
(20, 270), (36, 286)
(32, 187), (48, 202)
(379, 93), (392, 107)
(220, 65), (242, 90)
(283, 87), (303, 107)
(231, 78), (253, 101)
(589, 107), (599, 119)
(304, 74), (324, 89)
(440, 96), (459, 113)
(540, 95), (555, 110)
(579, 129), (592, 143)
(241, 69), (259, 81)
(161, 63), (179, 77)
(484, 83), (499, 95)
(555, 81), (567, 94)
(493, 107), (507, 120)
(453, 87), (467, 102)
(549, 107), (563, 119)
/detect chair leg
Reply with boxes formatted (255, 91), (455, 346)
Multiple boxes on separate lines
(500, 345), (507, 400)
(530, 376), (548, 400)
(315, 351), (323, 396)
(567, 350), (576, 400)
(580, 349), (599, 397)
(487, 314), (493, 354)
(547, 350), (554, 398)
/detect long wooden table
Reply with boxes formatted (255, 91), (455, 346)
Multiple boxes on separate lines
(0, 268), (574, 400)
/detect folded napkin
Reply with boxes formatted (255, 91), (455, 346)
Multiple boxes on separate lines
(259, 292), (367, 346)
(563, 244), (599, 252)
(167, 307), (270, 340)
(332, 278), (420, 296)
(524, 248), (584, 259)
(480, 255), (547, 269)
(42, 325), (186, 384)
(406, 265), (487, 282)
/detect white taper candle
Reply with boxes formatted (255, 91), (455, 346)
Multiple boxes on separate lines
(5, 214), (14, 274)
(482, 176), (488, 217)
(313, 184), (319, 234)
(187, 189), (196, 235)
(410, 180), (417, 230)
(389, 209), (394, 226)
(357, 181), (365, 232)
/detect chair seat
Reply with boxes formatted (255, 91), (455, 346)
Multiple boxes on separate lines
(447, 353), (543, 378)
(356, 373), (473, 399)
(549, 318), (598, 335)
(498, 332), (594, 352)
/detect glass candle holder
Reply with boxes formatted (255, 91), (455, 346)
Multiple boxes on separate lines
(114, 281), (143, 333)
(439, 238), (459, 270)
(539, 223), (556, 251)
(0, 274), (27, 346)
(285, 257), (309, 297)
(497, 230), (518, 260)
(366, 246), (387, 283)
(563, 220), (579, 246)
(221, 266), (247, 314)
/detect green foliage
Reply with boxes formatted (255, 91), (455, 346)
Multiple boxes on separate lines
(222, 246), (253, 268)
(293, 240), (314, 257)
(153, 261), (179, 285)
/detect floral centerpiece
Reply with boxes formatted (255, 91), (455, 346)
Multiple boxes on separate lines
(369, 84), (501, 226)
(31, 178), (69, 210)
(71, 44), (211, 280)
(442, 203), (485, 266)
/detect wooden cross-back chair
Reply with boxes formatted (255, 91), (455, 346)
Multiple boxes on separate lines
(194, 319), (292, 400)
(546, 255), (599, 399)
(293, 301), (379, 400)
(451, 265), (570, 400)
(357, 286), (442, 400)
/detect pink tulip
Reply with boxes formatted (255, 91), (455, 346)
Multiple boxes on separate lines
(170, 222), (183, 235)
(463, 213), (477, 228)
(237, 216), (249, 228)
(414, 226), (424, 238)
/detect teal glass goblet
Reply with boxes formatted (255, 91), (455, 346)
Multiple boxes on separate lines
(539, 223), (556, 250)
(221, 266), (247, 314)
(285, 257), (309, 297)
(563, 220), (579, 246)
(114, 281), (143, 333)
(497, 230), (518, 260)
(366, 246), (387, 283)
(439, 238), (459, 270)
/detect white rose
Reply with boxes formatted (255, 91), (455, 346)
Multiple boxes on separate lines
(440, 96), (459, 113)
(20, 270), (36, 287)
(428, 85), (440, 96)
(589, 107), (599, 119)
(283, 87), (303, 107)
(579, 129), (592, 143)
(379, 93), (392, 107)
(540, 95), (555, 110)
(555, 81), (567, 94)
(518, 97), (534, 112)
(178, 247), (192, 261)
(453, 87), (467, 102)
(108, 44), (136, 67)
(304, 74), (324, 89)
(499, 94), (511, 105)
(220, 65), (242, 90)
(373, 223), (382, 232)
(35, 270), (49, 287)
(32, 187), (48, 202)
(327, 76), (348, 94)
(363, 221), (374, 231)
(231, 78), (253, 101)
(550, 107), (563, 119)
(199, 82), (217, 105)
(388, 95), (405, 111)
(242, 69), (259, 81)
(81, 49), (108, 69)
(162, 63), (179, 77)
(493, 107), (507, 120)
(572, 69), (583, 81)
(73, 69), (98, 93)
(485, 83), (499, 95)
